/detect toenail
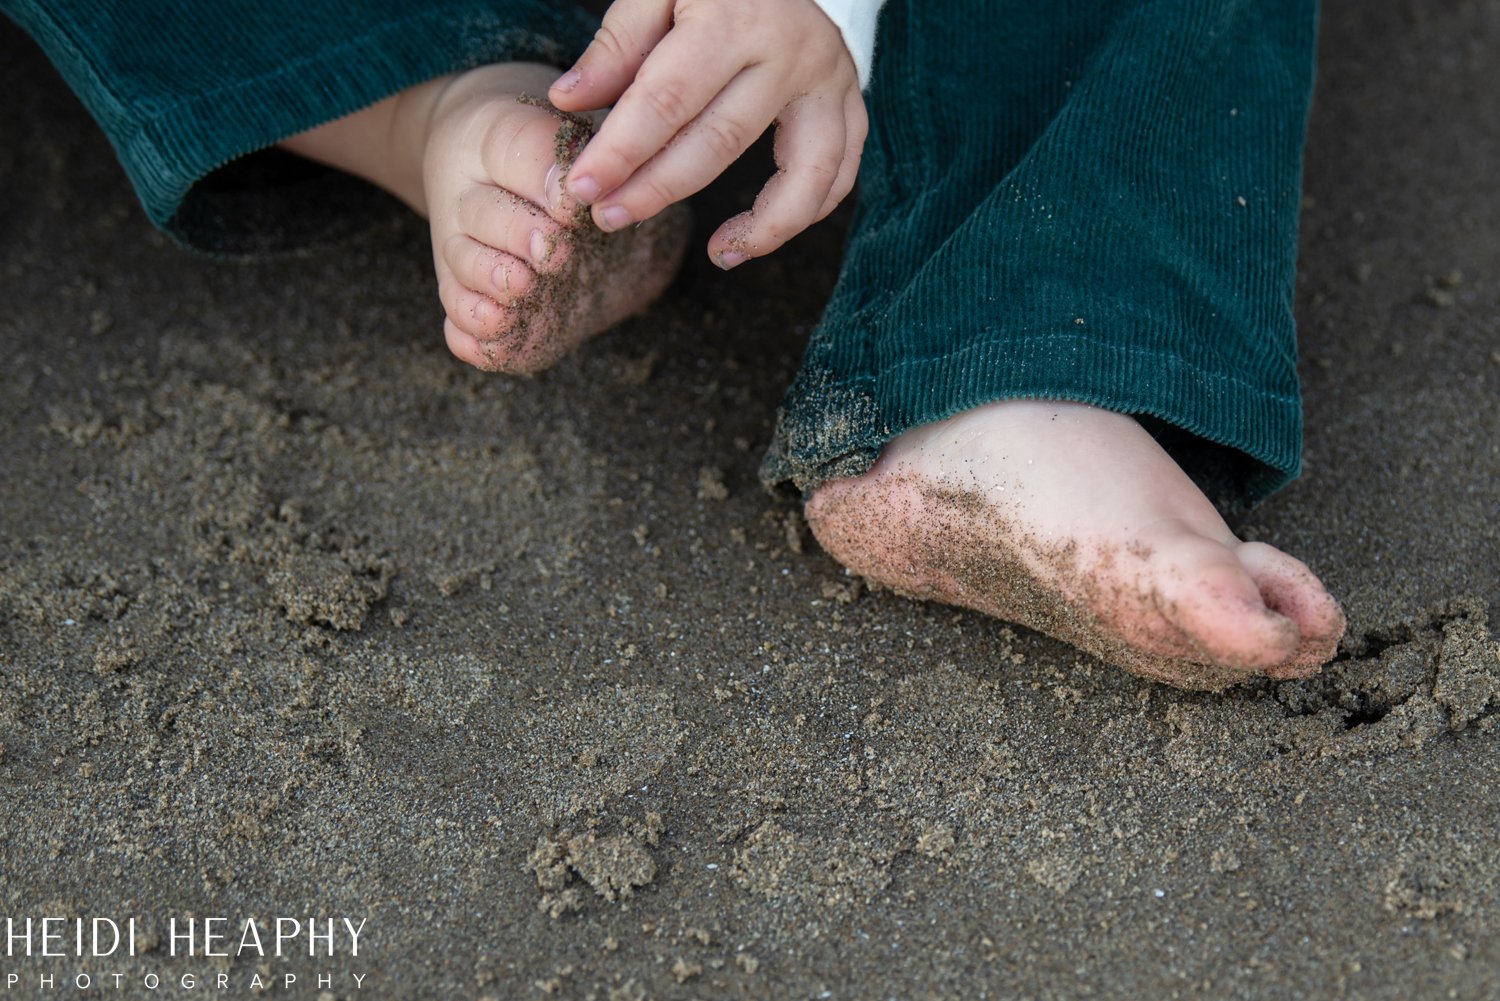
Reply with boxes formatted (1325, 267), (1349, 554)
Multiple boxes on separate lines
(599, 205), (631, 231)
(529, 228), (550, 265)
(569, 174), (601, 204)
(716, 250), (746, 270)
(543, 163), (566, 214)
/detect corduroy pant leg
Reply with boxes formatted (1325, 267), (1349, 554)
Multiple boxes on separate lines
(762, 0), (1319, 512)
(3, 0), (597, 252)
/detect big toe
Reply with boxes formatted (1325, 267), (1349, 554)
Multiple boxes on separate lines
(1235, 541), (1346, 676)
(476, 97), (591, 225)
(1147, 535), (1303, 674)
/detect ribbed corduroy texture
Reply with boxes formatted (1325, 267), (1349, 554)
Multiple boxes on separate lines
(3, 0), (596, 251)
(761, 0), (1319, 509)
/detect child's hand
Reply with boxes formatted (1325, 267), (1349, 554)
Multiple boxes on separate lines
(547, 0), (867, 268)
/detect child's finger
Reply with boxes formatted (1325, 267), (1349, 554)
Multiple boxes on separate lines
(548, 0), (674, 112)
(706, 96), (849, 266)
(564, 19), (742, 205)
(813, 89), (869, 223)
(586, 70), (783, 231)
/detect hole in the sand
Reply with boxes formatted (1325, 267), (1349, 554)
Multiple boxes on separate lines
(1327, 625), (1416, 666)
(1340, 702), (1392, 729)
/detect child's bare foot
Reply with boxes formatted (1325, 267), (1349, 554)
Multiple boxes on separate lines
(804, 401), (1346, 690)
(282, 63), (688, 372)
(420, 64), (689, 371)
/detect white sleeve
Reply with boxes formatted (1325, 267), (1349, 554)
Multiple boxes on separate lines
(809, 0), (887, 88)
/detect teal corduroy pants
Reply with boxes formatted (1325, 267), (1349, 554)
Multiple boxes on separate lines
(2, 0), (597, 250)
(5, 0), (1318, 510)
(764, 0), (1319, 509)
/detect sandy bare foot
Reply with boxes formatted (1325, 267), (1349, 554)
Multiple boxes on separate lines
(805, 400), (1346, 690)
(419, 64), (689, 372)
(283, 63), (689, 373)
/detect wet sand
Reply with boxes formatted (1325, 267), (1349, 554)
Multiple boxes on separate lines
(2, 2), (1498, 998)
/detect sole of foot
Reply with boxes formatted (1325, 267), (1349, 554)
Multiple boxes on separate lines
(804, 400), (1346, 690)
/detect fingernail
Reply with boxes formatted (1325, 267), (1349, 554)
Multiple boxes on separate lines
(552, 69), (581, 94)
(569, 174), (601, 205)
(599, 205), (631, 232)
(529, 228), (550, 265)
(717, 251), (746, 270)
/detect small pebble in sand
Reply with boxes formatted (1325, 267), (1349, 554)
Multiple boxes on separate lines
(697, 466), (730, 502)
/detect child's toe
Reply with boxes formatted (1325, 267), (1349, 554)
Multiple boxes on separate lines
(476, 104), (587, 225)
(1148, 541), (1301, 672)
(438, 272), (515, 343)
(1236, 542), (1346, 671)
(458, 185), (570, 274)
(442, 234), (534, 305)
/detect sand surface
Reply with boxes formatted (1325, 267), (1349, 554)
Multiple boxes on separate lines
(2, 3), (1498, 998)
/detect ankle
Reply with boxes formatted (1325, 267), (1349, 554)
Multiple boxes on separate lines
(383, 74), (461, 214)
(277, 74), (459, 216)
